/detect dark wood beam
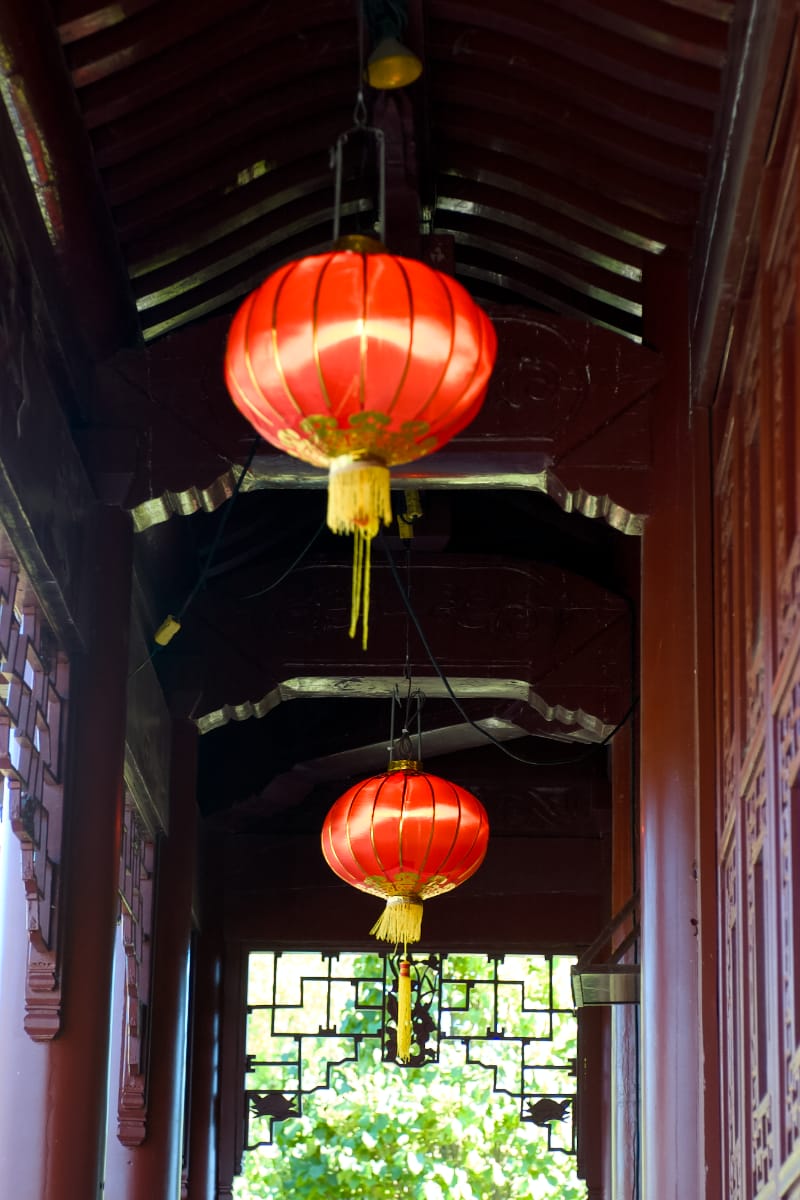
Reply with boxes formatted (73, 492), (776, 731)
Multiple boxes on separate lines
(690, 0), (794, 406)
(222, 830), (611, 953)
(85, 309), (661, 532)
(0, 0), (139, 359)
(156, 555), (632, 742)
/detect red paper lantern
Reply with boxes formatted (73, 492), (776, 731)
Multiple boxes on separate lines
(321, 760), (489, 1061)
(224, 238), (496, 644)
(321, 762), (489, 946)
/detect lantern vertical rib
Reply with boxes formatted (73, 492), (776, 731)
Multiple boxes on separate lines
(368, 775), (392, 886)
(359, 252), (368, 413)
(411, 264), (457, 424)
(438, 776), (464, 882)
(395, 772), (408, 882)
(342, 779), (375, 885)
(384, 257), (415, 419)
(448, 790), (489, 887)
(227, 293), (277, 435)
(410, 770), (441, 886)
(268, 265), (305, 420)
(324, 782), (360, 885)
(312, 256), (335, 415)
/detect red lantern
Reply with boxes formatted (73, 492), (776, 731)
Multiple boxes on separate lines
(321, 760), (489, 1059)
(224, 237), (496, 644)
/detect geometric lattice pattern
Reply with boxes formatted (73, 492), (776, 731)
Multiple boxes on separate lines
(116, 797), (156, 1146)
(0, 558), (69, 1040)
(243, 951), (576, 1155)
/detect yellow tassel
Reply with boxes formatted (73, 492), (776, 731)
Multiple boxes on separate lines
(327, 456), (391, 649)
(397, 959), (412, 1063)
(370, 895), (423, 945)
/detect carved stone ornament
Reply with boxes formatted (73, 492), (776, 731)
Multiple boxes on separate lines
(116, 797), (156, 1146)
(0, 558), (69, 1040)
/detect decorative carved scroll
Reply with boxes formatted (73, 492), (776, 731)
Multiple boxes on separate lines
(0, 558), (69, 1040)
(741, 324), (764, 755)
(745, 761), (773, 1193)
(116, 797), (156, 1146)
(722, 846), (742, 1200)
(767, 147), (800, 669)
(779, 680), (800, 1158)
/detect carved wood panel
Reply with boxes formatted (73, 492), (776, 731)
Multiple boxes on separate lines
(116, 796), (156, 1146)
(0, 557), (69, 1040)
(716, 414), (740, 843)
(722, 839), (745, 1200)
(744, 757), (773, 1194)
(713, 53), (800, 1199)
(778, 678), (800, 1161)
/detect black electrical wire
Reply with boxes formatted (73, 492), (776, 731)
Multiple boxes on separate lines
(241, 518), (326, 599)
(381, 535), (639, 768)
(176, 436), (260, 622)
(128, 437), (260, 680)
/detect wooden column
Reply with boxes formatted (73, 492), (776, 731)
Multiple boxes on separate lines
(186, 835), (225, 1200)
(609, 721), (640, 1198)
(577, 1006), (612, 1199)
(639, 252), (715, 1199)
(126, 719), (198, 1200)
(44, 506), (133, 1200)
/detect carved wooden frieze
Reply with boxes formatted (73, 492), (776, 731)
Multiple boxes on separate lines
(0, 558), (69, 1040)
(87, 310), (661, 535)
(116, 797), (156, 1146)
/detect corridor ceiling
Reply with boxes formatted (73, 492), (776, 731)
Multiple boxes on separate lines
(1, 0), (743, 942)
(53, 0), (733, 344)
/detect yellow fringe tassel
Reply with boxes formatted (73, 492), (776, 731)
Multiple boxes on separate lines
(397, 959), (412, 1063)
(370, 895), (424, 945)
(327, 457), (391, 650)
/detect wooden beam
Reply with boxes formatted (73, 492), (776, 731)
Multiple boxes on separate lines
(0, 0), (138, 359)
(87, 309), (661, 533)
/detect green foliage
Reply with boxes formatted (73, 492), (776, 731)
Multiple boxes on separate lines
(235, 953), (585, 1200)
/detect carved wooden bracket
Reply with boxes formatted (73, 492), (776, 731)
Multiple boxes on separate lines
(116, 797), (156, 1146)
(0, 558), (69, 1040)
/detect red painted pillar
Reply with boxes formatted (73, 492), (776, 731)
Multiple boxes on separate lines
(577, 1006), (611, 1199)
(609, 722), (639, 1198)
(186, 835), (224, 1200)
(639, 253), (716, 1198)
(126, 719), (198, 1200)
(44, 506), (133, 1200)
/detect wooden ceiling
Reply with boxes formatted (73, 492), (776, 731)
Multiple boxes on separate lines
(49, 0), (734, 345)
(0, 0), (741, 946)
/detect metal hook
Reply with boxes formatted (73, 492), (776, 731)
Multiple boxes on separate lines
(331, 125), (386, 245)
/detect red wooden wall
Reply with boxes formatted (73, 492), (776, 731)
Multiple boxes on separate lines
(714, 46), (800, 1200)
